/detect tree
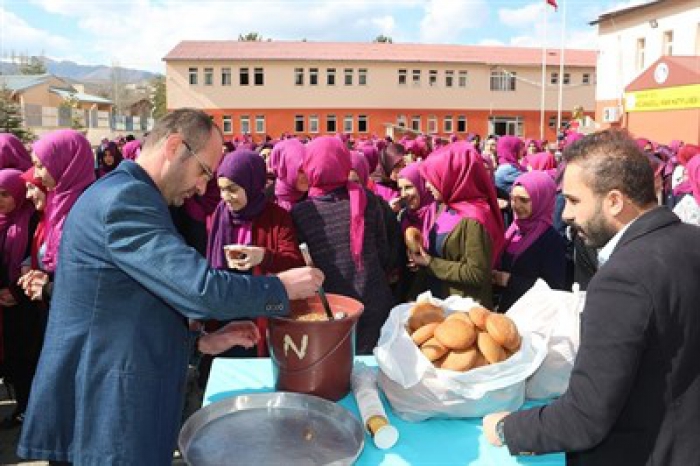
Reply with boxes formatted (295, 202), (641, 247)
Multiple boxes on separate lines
(150, 74), (167, 120)
(18, 55), (47, 75)
(374, 35), (393, 43)
(0, 86), (34, 142)
(238, 32), (263, 42)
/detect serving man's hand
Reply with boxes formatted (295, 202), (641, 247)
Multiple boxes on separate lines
(197, 321), (260, 355)
(277, 266), (325, 300)
(483, 411), (510, 447)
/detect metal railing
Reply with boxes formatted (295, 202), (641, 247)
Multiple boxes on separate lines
(21, 104), (154, 131)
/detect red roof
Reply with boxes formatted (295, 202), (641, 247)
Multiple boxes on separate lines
(163, 41), (597, 67)
(625, 56), (700, 92)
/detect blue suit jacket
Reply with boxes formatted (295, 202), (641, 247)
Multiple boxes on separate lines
(19, 161), (288, 465)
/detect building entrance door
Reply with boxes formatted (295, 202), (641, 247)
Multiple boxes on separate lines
(489, 117), (523, 137)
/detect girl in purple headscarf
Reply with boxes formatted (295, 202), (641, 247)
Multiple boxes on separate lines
(0, 134), (33, 171)
(206, 150), (303, 357)
(0, 168), (40, 427)
(370, 143), (407, 208)
(95, 141), (123, 178)
(268, 138), (308, 212)
(492, 171), (567, 311)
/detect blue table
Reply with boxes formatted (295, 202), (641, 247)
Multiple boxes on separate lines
(204, 356), (564, 466)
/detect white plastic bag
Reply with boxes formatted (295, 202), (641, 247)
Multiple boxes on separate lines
(374, 292), (548, 422)
(505, 279), (586, 400)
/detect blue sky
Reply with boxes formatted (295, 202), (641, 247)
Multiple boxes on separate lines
(1, 0), (636, 73)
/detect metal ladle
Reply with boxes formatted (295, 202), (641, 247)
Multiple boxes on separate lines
(299, 243), (341, 321)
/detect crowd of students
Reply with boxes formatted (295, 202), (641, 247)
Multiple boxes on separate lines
(0, 123), (698, 437)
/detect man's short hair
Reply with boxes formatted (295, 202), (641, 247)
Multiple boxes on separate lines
(143, 108), (219, 156)
(563, 129), (657, 207)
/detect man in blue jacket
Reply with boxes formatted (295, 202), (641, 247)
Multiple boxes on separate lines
(484, 130), (700, 465)
(18, 109), (324, 465)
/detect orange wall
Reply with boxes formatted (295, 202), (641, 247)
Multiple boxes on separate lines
(196, 108), (594, 143)
(626, 109), (700, 145)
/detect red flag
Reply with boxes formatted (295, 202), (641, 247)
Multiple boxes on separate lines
(547, 0), (558, 10)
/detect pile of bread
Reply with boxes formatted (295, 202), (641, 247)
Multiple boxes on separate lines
(407, 302), (522, 372)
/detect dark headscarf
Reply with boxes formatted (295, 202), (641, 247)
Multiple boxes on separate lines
(0, 134), (32, 171)
(0, 169), (35, 282)
(96, 141), (123, 177)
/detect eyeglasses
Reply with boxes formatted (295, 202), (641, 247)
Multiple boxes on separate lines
(181, 139), (214, 182)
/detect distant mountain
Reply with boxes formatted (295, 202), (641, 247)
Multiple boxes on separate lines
(0, 57), (157, 84)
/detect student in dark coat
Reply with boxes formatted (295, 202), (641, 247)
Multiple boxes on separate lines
(484, 129), (700, 466)
(493, 171), (567, 311)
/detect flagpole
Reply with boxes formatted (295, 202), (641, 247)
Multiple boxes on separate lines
(556, 0), (567, 133)
(539, 3), (548, 141)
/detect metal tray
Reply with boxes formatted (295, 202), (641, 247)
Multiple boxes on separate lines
(179, 392), (365, 465)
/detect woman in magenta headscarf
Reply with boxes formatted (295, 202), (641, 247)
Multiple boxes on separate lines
(268, 138), (308, 211)
(0, 134), (33, 171)
(18, 130), (95, 304)
(292, 136), (394, 354)
(0, 169), (40, 427)
(370, 142), (406, 207)
(673, 151), (700, 226)
(494, 136), (525, 194)
(409, 142), (504, 307)
(121, 139), (141, 161)
(492, 171), (566, 311)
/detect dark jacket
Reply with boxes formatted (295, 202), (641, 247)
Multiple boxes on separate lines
(504, 207), (700, 466)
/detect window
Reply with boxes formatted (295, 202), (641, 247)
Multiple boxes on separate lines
(240, 116), (250, 134)
(411, 116), (421, 132)
(240, 68), (250, 86)
(295, 115), (305, 133)
(429, 70), (437, 87)
(358, 115), (368, 133)
(563, 73), (570, 85)
(457, 116), (467, 133)
(582, 73), (591, 85)
(309, 68), (319, 86)
(427, 116), (437, 134)
(222, 116), (232, 134)
(254, 68), (264, 86)
(490, 70), (516, 91)
(444, 116), (453, 133)
(188, 67), (198, 85)
(221, 68), (232, 86)
(344, 68), (353, 86)
(445, 70), (454, 87)
(397, 115), (407, 128)
(309, 115), (319, 133)
(327, 68), (336, 86)
(412, 70), (421, 86)
(663, 30), (673, 56)
(344, 115), (353, 133)
(326, 114), (337, 133)
(398, 69), (407, 85)
(204, 67), (213, 86)
(458, 71), (468, 87)
(636, 38), (646, 71)
(295, 68), (304, 86)
(549, 116), (570, 129)
(255, 115), (265, 134)
(358, 69), (367, 86)
(550, 72), (559, 85)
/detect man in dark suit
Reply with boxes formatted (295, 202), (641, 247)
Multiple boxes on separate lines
(484, 129), (700, 466)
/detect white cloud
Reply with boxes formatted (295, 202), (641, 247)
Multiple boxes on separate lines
(419, 0), (488, 43)
(478, 38), (505, 46)
(498, 2), (544, 28)
(0, 7), (73, 59)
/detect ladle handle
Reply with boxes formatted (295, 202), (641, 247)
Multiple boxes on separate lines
(299, 243), (335, 321)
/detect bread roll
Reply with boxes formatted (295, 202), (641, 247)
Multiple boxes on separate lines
(440, 347), (480, 372)
(446, 312), (472, 324)
(434, 319), (476, 350)
(477, 332), (506, 364)
(404, 227), (424, 254)
(411, 322), (440, 346)
(468, 306), (490, 330)
(408, 303), (445, 332)
(485, 313), (520, 350)
(420, 337), (449, 362)
(472, 350), (489, 368)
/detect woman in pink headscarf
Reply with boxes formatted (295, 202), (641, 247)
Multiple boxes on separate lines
(492, 171), (566, 311)
(0, 134), (33, 171)
(494, 136), (525, 194)
(409, 142), (504, 307)
(268, 138), (308, 211)
(672, 150), (700, 226)
(292, 136), (394, 354)
(370, 143), (406, 208)
(121, 139), (142, 161)
(18, 129), (95, 302)
(0, 169), (39, 427)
